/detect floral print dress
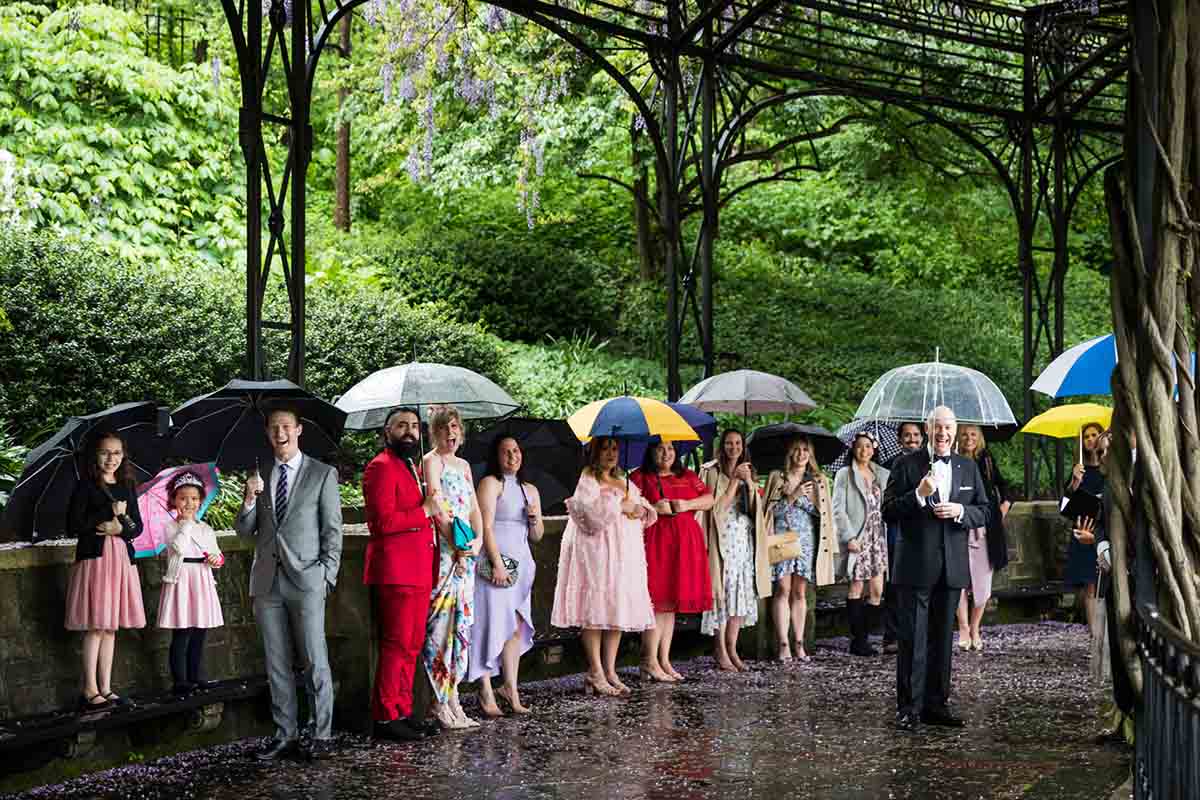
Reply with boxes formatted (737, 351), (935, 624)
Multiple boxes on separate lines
(701, 506), (758, 634)
(848, 482), (888, 581)
(423, 459), (477, 705)
(771, 494), (817, 582)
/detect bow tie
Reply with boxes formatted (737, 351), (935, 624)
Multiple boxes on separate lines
(932, 455), (951, 465)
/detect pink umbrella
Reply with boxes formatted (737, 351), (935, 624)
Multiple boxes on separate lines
(134, 463), (221, 558)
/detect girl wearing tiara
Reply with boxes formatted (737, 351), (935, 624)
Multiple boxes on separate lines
(157, 470), (225, 695)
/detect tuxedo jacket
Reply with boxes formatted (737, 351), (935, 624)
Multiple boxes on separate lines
(234, 455), (343, 598)
(361, 450), (437, 588)
(882, 450), (991, 589)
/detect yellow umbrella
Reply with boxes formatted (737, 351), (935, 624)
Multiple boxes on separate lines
(1020, 402), (1112, 461)
(567, 396), (699, 443)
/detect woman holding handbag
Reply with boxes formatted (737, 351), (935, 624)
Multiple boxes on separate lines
(763, 437), (834, 662)
(422, 405), (484, 730)
(471, 435), (544, 716)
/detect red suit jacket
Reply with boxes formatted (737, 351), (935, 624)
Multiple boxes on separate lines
(362, 450), (436, 587)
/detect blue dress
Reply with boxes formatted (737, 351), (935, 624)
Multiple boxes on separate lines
(772, 495), (817, 582)
(1063, 465), (1104, 589)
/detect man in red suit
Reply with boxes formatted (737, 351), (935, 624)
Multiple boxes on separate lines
(363, 407), (443, 741)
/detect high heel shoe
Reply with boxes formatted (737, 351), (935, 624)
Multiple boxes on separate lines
(433, 703), (461, 730)
(449, 696), (480, 728)
(607, 674), (633, 694)
(972, 633), (984, 652)
(639, 664), (675, 683)
(495, 685), (531, 714)
(777, 641), (793, 662)
(583, 674), (620, 697)
(957, 631), (972, 651)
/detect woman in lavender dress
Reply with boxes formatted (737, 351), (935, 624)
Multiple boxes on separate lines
(471, 436), (544, 716)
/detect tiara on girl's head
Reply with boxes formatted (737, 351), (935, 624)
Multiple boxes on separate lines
(168, 471), (205, 494)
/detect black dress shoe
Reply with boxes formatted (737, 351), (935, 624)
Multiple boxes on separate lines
(172, 682), (196, 697)
(894, 712), (921, 732)
(304, 738), (336, 760)
(849, 640), (879, 657)
(374, 719), (424, 742)
(411, 719), (441, 738)
(921, 708), (966, 728)
(255, 738), (300, 761)
(882, 641), (898, 655)
(191, 679), (218, 691)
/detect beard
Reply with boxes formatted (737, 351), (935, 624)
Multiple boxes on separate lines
(386, 435), (421, 461)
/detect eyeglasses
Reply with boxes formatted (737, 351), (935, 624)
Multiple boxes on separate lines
(98, 450), (124, 458)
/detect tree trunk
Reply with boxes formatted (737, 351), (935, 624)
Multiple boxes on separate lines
(334, 14), (352, 233)
(1105, 0), (1200, 686)
(632, 117), (659, 280)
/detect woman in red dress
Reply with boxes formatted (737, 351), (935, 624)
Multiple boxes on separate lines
(631, 440), (715, 682)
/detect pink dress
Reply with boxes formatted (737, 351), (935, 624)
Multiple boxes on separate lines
(551, 473), (657, 632)
(65, 536), (147, 631)
(157, 521), (224, 629)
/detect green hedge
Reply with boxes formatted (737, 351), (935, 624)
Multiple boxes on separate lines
(375, 228), (619, 343)
(0, 229), (508, 441)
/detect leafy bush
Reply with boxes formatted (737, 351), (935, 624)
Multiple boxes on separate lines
(0, 229), (509, 443)
(375, 228), (620, 343)
(0, 419), (27, 510)
(504, 333), (665, 419)
(0, 2), (244, 265)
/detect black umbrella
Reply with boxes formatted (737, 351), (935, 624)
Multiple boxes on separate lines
(170, 379), (346, 470)
(460, 417), (581, 516)
(3, 401), (170, 542)
(828, 419), (906, 471)
(747, 422), (845, 474)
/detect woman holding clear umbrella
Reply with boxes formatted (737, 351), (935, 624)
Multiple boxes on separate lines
(763, 437), (834, 661)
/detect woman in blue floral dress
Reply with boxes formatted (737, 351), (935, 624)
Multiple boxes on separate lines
(422, 406), (484, 731)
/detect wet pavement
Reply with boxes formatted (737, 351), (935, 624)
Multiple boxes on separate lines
(9, 622), (1130, 800)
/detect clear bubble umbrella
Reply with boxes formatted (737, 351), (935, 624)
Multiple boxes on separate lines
(335, 362), (521, 430)
(854, 358), (1019, 441)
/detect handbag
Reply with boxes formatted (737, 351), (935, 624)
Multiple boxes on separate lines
(767, 531), (802, 564)
(477, 554), (519, 587)
(451, 517), (477, 551)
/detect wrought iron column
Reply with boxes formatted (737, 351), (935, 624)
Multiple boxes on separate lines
(699, 32), (716, 383)
(663, 2), (682, 401)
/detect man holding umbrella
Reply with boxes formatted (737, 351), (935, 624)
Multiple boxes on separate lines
(883, 406), (990, 732)
(362, 407), (444, 741)
(236, 405), (344, 761)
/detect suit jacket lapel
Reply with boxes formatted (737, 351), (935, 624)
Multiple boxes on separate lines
(950, 455), (962, 500)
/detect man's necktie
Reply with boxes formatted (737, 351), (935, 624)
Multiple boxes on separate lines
(275, 464), (288, 527)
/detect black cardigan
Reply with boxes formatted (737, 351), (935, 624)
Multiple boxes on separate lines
(69, 480), (142, 562)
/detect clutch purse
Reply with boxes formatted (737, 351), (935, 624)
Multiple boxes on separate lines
(477, 554), (520, 587)
(451, 517), (477, 551)
(767, 531), (802, 564)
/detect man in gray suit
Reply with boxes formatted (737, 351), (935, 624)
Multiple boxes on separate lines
(236, 405), (343, 761)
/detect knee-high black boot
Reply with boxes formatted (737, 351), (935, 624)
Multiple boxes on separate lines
(848, 598), (878, 657)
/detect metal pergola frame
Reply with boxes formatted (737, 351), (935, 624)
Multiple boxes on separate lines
(220, 0), (1131, 496)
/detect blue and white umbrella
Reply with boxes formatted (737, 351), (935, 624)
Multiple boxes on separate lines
(1032, 334), (1196, 398)
(1030, 334), (1116, 398)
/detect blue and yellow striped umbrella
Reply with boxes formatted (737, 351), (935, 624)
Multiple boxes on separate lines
(568, 396), (700, 443)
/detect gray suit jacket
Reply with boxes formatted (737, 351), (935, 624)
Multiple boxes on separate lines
(832, 463), (891, 579)
(235, 455), (344, 597)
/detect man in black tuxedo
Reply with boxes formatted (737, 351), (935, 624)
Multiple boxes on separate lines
(882, 406), (990, 731)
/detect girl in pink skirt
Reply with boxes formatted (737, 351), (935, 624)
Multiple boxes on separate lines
(157, 470), (224, 695)
(65, 430), (148, 710)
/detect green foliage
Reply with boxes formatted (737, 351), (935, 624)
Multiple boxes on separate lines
(375, 226), (619, 342)
(0, 419), (28, 510)
(0, 2), (243, 265)
(504, 334), (664, 419)
(0, 228), (508, 442)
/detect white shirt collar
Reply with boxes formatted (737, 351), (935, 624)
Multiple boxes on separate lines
(274, 451), (303, 472)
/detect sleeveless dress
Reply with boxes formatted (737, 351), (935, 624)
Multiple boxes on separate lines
(468, 475), (536, 682)
(847, 482), (888, 581)
(551, 473), (656, 632)
(422, 459), (477, 704)
(1064, 465), (1105, 588)
(630, 470), (713, 614)
(700, 492), (758, 634)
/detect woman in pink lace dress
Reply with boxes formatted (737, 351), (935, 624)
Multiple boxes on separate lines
(551, 437), (657, 697)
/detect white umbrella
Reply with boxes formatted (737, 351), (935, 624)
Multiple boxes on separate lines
(679, 369), (817, 415)
(335, 362), (521, 430)
(854, 359), (1018, 440)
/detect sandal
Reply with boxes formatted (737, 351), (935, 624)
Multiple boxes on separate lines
(103, 692), (132, 708)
